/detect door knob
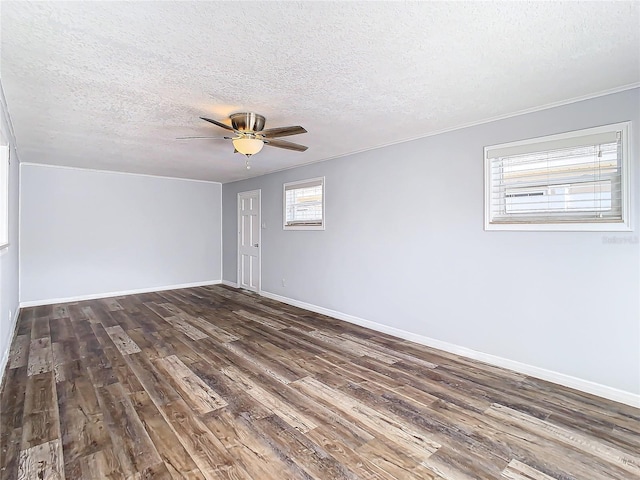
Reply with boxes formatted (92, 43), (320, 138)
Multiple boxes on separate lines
(253, 243), (259, 247)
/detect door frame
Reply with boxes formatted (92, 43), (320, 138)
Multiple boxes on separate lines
(237, 189), (262, 293)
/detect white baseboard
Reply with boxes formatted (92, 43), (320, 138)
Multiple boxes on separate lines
(0, 307), (21, 388)
(260, 290), (640, 408)
(19, 280), (223, 308)
(221, 279), (238, 288)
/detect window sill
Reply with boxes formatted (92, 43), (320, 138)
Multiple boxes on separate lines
(283, 225), (325, 231)
(485, 221), (632, 232)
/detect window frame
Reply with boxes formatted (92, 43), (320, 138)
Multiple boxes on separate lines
(283, 176), (325, 231)
(0, 145), (8, 249)
(484, 122), (632, 232)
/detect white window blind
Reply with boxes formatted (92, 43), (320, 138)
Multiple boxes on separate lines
(0, 146), (8, 248)
(284, 177), (324, 229)
(484, 122), (631, 231)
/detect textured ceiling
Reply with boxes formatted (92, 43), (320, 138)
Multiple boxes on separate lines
(2, 1), (639, 183)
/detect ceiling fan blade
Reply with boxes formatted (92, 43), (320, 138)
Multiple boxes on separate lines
(200, 116), (235, 131)
(260, 125), (307, 138)
(176, 136), (227, 140)
(264, 138), (308, 152)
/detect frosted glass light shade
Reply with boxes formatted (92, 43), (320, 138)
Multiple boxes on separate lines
(232, 137), (264, 156)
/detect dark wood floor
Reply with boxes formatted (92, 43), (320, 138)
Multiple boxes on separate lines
(0, 285), (638, 479)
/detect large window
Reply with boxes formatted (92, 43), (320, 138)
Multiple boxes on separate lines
(283, 177), (325, 230)
(0, 146), (8, 248)
(484, 122), (631, 231)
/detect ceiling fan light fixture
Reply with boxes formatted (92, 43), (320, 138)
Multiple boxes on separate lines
(195, 114), (308, 161)
(232, 137), (264, 156)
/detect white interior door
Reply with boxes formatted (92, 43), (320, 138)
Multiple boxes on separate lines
(237, 190), (261, 292)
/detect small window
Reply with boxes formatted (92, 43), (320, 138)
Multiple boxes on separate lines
(283, 177), (325, 230)
(484, 122), (631, 231)
(0, 146), (8, 248)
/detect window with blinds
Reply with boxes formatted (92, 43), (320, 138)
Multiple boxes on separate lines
(283, 177), (325, 230)
(0, 146), (8, 248)
(484, 122), (631, 231)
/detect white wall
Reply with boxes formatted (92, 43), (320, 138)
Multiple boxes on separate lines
(222, 88), (640, 402)
(21, 165), (222, 303)
(0, 83), (21, 378)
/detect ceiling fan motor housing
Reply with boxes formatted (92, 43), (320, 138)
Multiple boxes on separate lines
(231, 112), (266, 133)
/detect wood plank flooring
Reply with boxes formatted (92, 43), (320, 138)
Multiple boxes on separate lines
(1, 285), (638, 479)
